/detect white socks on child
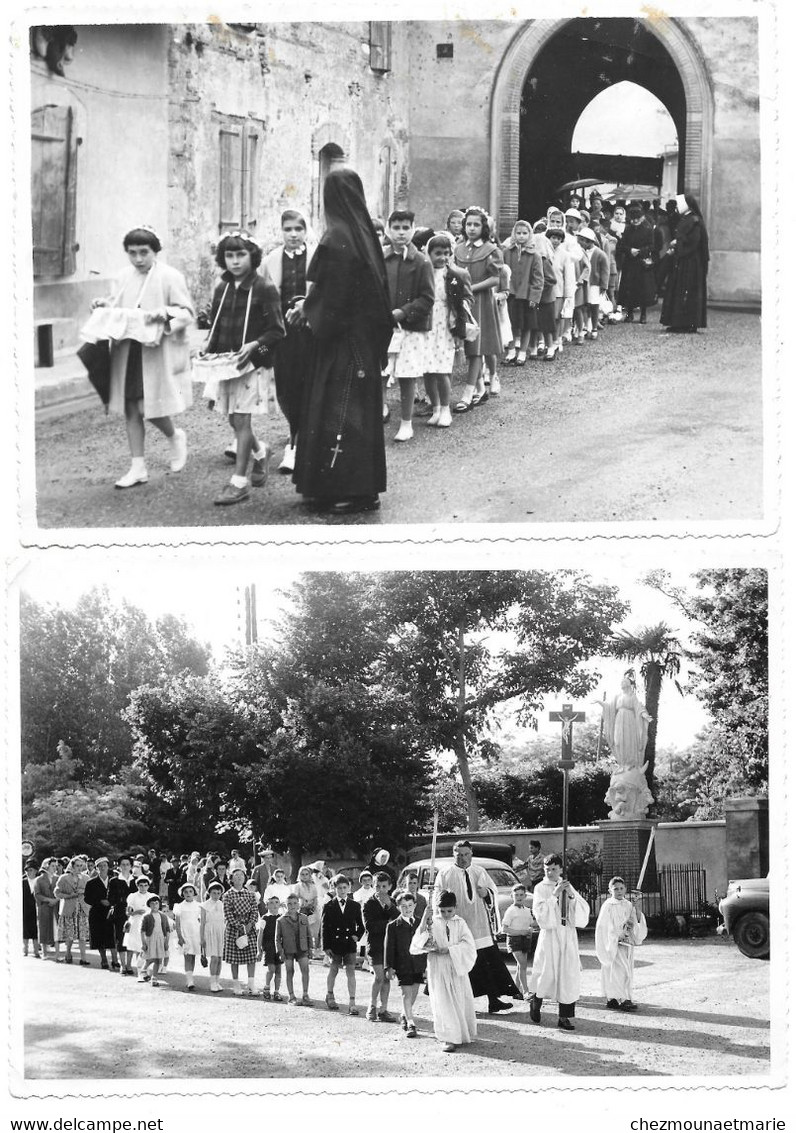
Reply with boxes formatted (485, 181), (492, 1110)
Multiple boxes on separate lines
(394, 421), (413, 443)
(169, 427), (187, 472)
(230, 474), (248, 489)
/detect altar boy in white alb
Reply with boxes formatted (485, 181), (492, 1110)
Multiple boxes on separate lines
(594, 876), (647, 1011)
(529, 853), (590, 1030)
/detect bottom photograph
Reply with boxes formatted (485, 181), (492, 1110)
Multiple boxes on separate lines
(15, 564), (770, 1081)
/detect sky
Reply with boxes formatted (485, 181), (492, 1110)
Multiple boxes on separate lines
(15, 559), (711, 753)
(572, 81), (678, 158)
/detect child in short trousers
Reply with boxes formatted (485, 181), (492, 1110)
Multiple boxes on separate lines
(384, 889), (427, 1038)
(501, 883), (537, 999)
(276, 893), (312, 1006)
(258, 894), (283, 1001)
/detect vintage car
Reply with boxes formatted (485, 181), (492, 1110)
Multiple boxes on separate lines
(396, 856), (525, 949)
(718, 876), (769, 959)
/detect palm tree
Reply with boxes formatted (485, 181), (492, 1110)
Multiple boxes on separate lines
(611, 622), (683, 807)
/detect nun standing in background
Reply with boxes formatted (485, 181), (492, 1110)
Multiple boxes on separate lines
(660, 193), (710, 333)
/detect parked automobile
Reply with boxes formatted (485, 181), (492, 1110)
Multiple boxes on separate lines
(718, 876), (769, 959)
(407, 840), (516, 867)
(396, 856), (525, 950)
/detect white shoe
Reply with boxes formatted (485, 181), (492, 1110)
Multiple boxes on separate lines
(427, 408), (441, 427)
(436, 406), (452, 428)
(491, 375), (501, 394)
(278, 443), (296, 473)
(169, 428), (187, 472)
(504, 348), (517, 363)
(115, 467), (148, 489)
(393, 422), (413, 443)
(545, 346), (557, 361)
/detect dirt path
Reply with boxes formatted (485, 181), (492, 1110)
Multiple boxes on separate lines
(21, 936), (769, 1081)
(34, 311), (762, 529)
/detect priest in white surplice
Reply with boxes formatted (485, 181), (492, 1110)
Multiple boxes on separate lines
(410, 889), (477, 1052)
(530, 852), (590, 1030)
(433, 840), (520, 1012)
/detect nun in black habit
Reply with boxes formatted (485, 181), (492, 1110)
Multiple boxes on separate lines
(292, 167), (393, 515)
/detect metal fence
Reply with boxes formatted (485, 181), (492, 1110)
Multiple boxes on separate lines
(658, 862), (708, 919)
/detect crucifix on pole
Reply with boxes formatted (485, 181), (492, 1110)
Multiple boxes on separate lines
(549, 702), (585, 906)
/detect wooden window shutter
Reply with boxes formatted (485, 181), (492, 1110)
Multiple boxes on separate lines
(219, 124), (243, 232)
(243, 129), (259, 230)
(369, 22), (392, 72)
(31, 104), (77, 277)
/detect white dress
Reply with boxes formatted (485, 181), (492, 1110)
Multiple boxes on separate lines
(201, 898), (225, 957)
(423, 268), (457, 375)
(175, 899), (202, 956)
(122, 891), (150, 953)
(595, 897), (647, 1001)
(411, 915), (477, 1045)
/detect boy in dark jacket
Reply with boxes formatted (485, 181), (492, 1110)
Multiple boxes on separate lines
(321, 875), (365, 1014)
(383, 209), (435, 443)
(385, 889), (428, 1038)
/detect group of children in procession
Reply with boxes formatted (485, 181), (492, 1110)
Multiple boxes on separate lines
(26, 844), (648, 1056)
(101, 188), (663, 502)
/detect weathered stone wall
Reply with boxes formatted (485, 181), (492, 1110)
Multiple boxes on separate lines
(167, 22), (411, 301)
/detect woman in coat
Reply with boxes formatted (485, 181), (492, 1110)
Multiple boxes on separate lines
(88, 225), (194, 488)
(23, 861), (41, 957)
(291, 167), (393, 515)
(34, 858), (60, 959)
(616, 206), (657, 322)
(660, 194), (710, 332)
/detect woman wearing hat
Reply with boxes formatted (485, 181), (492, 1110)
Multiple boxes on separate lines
(616, 206), (656, 322)
(84, 857), (119, 970)
(201, 880), (226, 992)
(175, 882), (202, 991)
(54, 857), (90, 966)
(34, 858), (60, 961)
(108, 855), (137, 975)
(660, 194), (709, 333)
(123, 874), (154, 980)
(222, 867), (260, 995)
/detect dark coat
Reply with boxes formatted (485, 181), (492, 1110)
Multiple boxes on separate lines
(616, 220), (657, 309)
(660, 213), (709, 329)
(23, 876), (38, 940)
(199, 271), (285, 364)
(362, 895), (399, 958)
(384, 244), (435, 331)
(444, 263), (475, 340)
(85, 874), (117, 949)
(320, 896), (365, 955)
(384, 915), (427, 977)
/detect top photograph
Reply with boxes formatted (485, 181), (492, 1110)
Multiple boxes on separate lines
(26, 16), (763, 529)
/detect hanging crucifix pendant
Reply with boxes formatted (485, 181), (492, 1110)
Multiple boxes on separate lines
(330, 435), (343, 468)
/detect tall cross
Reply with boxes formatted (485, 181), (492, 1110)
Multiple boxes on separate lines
(548, 702), (585, 916)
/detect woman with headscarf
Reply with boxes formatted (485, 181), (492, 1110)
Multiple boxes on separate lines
(615, 205), (656, 322)
(660, 194), (710, 332)
(291, 167), (393, 515)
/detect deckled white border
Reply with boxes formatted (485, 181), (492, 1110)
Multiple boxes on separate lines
(2, 0), (792, 1124)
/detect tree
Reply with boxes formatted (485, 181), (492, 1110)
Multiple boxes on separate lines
(20, 589), (211, 782)
(378, 571), (627, 829)
(610, 622), (683, 805)
(22, 778), (150, 858)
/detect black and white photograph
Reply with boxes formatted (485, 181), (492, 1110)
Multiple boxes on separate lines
(23, 13), (764, 529)
(13, 558), (772, 1080)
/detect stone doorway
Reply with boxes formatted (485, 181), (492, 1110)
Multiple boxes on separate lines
(490, 16), (713, 237)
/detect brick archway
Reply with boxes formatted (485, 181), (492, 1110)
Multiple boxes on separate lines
(489, 17), (714, 236)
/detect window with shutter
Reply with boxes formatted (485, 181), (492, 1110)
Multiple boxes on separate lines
(369, 22), (392, 73)
(219, 124), (243, 232)
(31, 104), (78, 277)
(243, 130), (260, 231)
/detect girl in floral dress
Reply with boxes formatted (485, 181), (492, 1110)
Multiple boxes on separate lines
(140, 895), (170, 987)
(222, 868), (260, 996)
(422, 233), (473, 428)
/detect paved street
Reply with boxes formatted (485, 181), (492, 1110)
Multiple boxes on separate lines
(34, 310), (762, 528)
(22, 935), (769, 1079)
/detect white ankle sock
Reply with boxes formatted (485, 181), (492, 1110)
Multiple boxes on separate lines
(230, 474), (248, 489)
(131, 457), (146, 475)
(251, 444), (266, 461)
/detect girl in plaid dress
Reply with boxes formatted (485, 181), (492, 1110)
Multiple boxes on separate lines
(222, 868), (260, 995)
(197, 232), (285, 507)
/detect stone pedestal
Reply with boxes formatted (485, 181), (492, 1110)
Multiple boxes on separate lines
(724, 797), (768, 879)
(599, 820), (658, 893)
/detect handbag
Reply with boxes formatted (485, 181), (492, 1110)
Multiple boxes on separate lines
(463, 300), (480, 343)
(192, 284), (256, 398)
(235, 933), (249, 949)
(76, 339), (112, 411)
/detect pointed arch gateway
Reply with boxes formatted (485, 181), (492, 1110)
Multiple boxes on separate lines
(489, 16), (714, 238)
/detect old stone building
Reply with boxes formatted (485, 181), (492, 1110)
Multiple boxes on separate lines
(30, 17), (760, 359)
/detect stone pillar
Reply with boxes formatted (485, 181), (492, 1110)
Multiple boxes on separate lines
(724, 797), (768, 879)
(598, 820), (658, 893)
